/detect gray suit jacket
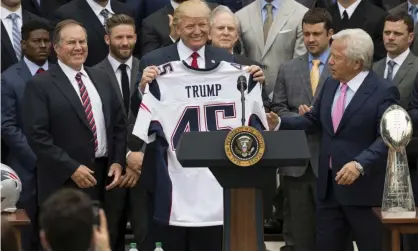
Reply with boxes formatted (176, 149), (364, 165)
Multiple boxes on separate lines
(372, 51), (418, 108)
(94, 56), (143, 151)
(390, 3), (418, 56)
(236, 0), (308, 94)
(271, 53), (331, 177)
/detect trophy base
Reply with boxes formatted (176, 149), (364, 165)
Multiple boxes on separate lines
(381, 208), (416, 219)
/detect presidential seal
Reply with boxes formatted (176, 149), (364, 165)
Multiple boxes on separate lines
(224, 126), (265, 167)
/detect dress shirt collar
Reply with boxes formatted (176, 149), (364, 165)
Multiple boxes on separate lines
(337, 0), (361, 19)
(86, 0), (114, 16)
(107, 54), (133, 73)
(308, 48), (330, 65)
(177, 39), (206, 62)
(1, 6), (22, 20)
(408, 1), (418, 10)
(58, 60), (88, 80)
(387, 48), (410, 66)
(260, 0), (280, 11)
(171, 0), (179, 9)
(23, 57), (48, 76)
(341, 70), (368, 93)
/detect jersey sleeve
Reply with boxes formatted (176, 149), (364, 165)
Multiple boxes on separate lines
(132, 84), (159, 143)
(246, 78), (269, 130)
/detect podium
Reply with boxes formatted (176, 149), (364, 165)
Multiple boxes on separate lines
(176, 130), (310, 251)
(2, 209), (31, 244)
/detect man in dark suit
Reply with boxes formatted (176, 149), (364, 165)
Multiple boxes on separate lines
(23, 20), (127, 206)
(270, 8), (333, 251)
(1, 0), (47, 73)
(131, 1), (264, 251)
(390, 1), (418, 56)
(139, 0), (218, 57)
(207, 0), (255, 12)
(328, 0), (388, 61)
(267, 28), (400, 251)
(1, 20), (51, 251)
(52, 0), (134, 66)
(410, 77), (418, 131)
(93, 14), (148, 251)
(21, 0), (70, 18)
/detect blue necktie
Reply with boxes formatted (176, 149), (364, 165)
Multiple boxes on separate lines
(7, 13), (21, 60)
(410, 5), (418, 23)
(386, 60), (396, 81)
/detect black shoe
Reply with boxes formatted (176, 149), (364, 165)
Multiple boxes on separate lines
(264, 218), (282, 234)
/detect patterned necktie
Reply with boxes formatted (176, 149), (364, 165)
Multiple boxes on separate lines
(7, 13), (21, 60)
(386, 60), (396, 81)
(310, 59), (321, 96)
(75, 73), (98, 151)
(332, 84), (348, 132)
(100, 9), (110, 26)
(263, 4), (273, 43)
(36, 68), (45, 74)
(190, 52), (199, 68)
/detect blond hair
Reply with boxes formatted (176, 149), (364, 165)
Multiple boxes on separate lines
(172, 0), (211, 28)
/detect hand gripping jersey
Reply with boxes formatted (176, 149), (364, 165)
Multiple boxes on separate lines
(133, 60), (268, 227)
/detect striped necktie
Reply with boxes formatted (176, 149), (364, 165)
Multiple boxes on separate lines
(75, 72), (98, 152)
(7, 13), (21, 60)
(100, 9), (110, 26)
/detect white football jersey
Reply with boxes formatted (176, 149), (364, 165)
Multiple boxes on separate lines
(132, 60), (268, 227)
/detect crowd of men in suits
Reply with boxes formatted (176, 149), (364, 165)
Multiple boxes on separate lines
(1, 0), (418, 251)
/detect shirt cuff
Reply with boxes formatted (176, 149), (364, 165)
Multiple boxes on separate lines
(274, 117), (281, 131)
(126, 150), (131, 159)
(355, 161), (364, 175)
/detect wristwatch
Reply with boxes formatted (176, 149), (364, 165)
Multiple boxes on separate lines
(354, 161), (364, 176)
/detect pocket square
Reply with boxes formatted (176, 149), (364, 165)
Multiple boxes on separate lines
(279, 29), (292, 34)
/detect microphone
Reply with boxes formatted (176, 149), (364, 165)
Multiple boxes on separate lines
(237, 75), (248, 126)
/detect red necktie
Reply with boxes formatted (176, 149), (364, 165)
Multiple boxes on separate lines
(75, 72), (98, 152)
(190, 52), (199, 68)
(36, 68), (45, 74)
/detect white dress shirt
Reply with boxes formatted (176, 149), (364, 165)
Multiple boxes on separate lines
(24, 57), (49, 76)
(177, 40), (206, 68)
(384, 49), (410, 79)
(86, 0), (114, 26)
(338, 0), (362, 19)
(171, 0), (179, 10)
(1, 6), (23, 45)
(107, 54), (133, 96)
(58, 60), (108, 158)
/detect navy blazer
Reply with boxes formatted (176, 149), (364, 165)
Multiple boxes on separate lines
(280, 71), (400, 206)
(1, 60), (38, 201)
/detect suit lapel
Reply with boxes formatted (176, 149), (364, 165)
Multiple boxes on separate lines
(166, 43), (180, 62)
(374, 59), (386, 77)
(85, 67), (111, 129)
(1, 22), (17, 63)
(250, 3), (264, 55)
(262, 0), (294, 58)
(336, 73), (377, 134)
(16, 60), (33, 82)
(323, 79), (339, 136)
(204, 46), (218, 68)
(99, 59), (126, 117)
(297, 54), (313, 103)
(392, 52), (415, 86)
(131, 57), (140, 95)
(51, 65), (91, 131)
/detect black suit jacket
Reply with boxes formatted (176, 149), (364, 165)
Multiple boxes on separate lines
(21, 0), (70, 18)
(328, 1), (387, 62)
(22, 64), (127, 204)
(1, 10), (47, 73)
(233, 54), (271, 111)
(139, 2), (218, 57)
(52, 0), (135, 66)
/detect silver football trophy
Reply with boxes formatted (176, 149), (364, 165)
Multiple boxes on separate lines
(381, 105), (416, 218)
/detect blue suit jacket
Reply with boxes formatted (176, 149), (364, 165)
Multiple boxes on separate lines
(408, 75), (418, 134)
(1, 60), (38, 201)
(280, 71), (400, 206)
